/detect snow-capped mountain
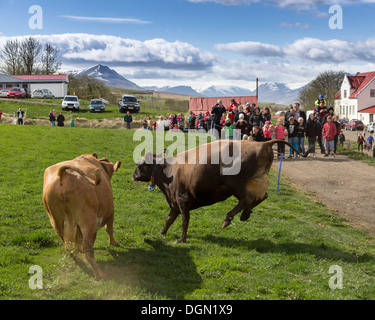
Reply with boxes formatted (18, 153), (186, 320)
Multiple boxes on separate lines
(74, 64), (143, 90)
(198, 86), (253, 97)
(196, 82), (303, 105)
(71, 64), (304, 105)
(143, 85), (201, 96)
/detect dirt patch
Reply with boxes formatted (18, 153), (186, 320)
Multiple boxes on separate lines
(272, 135), (375, 237)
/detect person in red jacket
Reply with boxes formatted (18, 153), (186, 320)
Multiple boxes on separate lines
(322, 115), (337, 157)
(0, 109), (2, 123)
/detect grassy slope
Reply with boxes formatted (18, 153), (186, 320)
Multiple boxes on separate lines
(0, 124), (374, 300)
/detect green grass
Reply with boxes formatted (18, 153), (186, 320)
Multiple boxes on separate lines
(337, 144), (375, 167)
(1, 124), (375, 300)
(0, 99), (185, 122)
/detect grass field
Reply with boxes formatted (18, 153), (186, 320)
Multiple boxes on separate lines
(0, 97), (187, 123)
(1, 124), (375, 300)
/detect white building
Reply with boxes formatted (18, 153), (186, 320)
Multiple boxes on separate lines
(335, 72), (375, 124)
(0, 74), (69, 98)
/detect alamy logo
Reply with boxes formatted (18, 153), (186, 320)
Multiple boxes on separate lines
(28, 5), (43, 30)
(329, 5), (343, 30)
(329, 265), (343, 290)
(29, 265), (43, 290)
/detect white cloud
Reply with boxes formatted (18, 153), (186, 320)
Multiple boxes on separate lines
(60, 15), (151, 24)
(214, 37), (375, 64)
(0, 33), (215, 70)
(279, 22), (311, 29)
(214, 41), (284, 57)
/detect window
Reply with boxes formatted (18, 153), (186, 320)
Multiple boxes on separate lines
(370, 89), (375, 98)
(344, 90), (347, 98)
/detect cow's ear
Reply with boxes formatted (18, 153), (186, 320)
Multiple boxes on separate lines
(114, 161), (121, 172)
(144, 152), (154, 164)
(92, 153), (98, 158)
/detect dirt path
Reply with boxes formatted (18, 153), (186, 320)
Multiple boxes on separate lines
(272, 133), (375, 237)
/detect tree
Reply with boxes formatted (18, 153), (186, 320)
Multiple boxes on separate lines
(298, 70), (346, 110)
(19, 36), (42, 75)
(40, 43), (61, 75)
(0, 39), (22, 75)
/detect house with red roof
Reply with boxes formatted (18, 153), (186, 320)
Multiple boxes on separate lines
(0, 73), (69, 98)
(335, 71), (375, 124)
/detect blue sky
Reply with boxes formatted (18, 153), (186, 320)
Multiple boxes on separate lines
(1, 0), (375, 89)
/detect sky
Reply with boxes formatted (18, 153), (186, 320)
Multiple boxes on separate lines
(1, 0), (375, 90)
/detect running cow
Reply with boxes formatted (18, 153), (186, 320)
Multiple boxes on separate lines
(43, 153), (121, 279)
(132, 139), (309, 243)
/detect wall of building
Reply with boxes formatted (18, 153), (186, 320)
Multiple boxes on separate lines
(29, 82), (68, 98)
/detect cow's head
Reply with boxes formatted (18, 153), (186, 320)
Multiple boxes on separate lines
(132, 152), (156, 182)
(98, 157), (121, 180)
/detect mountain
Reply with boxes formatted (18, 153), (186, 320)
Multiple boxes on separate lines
(256, 82), (301, 105)
(198, 86), (253, 97)
(74, 64), (143, 90)
(196, 82), (303, 105)
(143, 85), (201, 96)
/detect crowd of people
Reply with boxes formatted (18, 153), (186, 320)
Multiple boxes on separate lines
(136, 95), (374, 159)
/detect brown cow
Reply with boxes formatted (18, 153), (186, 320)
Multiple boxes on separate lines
(132, 139), (309, 243)
(43, 153), (121, 279)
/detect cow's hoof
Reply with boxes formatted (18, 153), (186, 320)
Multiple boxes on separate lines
(222, 219), (232, 229)
(174, 238), (186, 244)
(240, 211), (251, 221)
(95, 271), (107, 281)
(110, 240), (120, 247)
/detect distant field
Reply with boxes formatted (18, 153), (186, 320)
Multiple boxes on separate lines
(0, 98), (187, 122)
(1, 124), (375, 300)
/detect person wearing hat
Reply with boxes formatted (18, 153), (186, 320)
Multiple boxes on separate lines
(235, 113), (249, 138)
(315, 94), (327, 108)
(263, 120), (273, 141)
(228, 99), (237, 113)
(322, 106), (335, 126)
(223, 117), (236, 140)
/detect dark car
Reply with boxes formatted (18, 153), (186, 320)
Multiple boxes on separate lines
(118, 95), (140, 113)
(89, 99), (106, 113)
(7, 87), (27, 98)
(345, 119), (365, 131)
(338, 119), (348, 127)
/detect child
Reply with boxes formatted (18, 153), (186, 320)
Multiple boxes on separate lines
(262, 121), (272, 141)
(147, 117), (153, 131)
(223, 118), (235, 140)
(346, 140), (351, 150)
(286, 116), (298, 158)
(357, 134), (364, 152)
(250, 125), (265, 142)
(296, 117), (306, 155)
(367, 133), (374, 151)
(69, 119), (75, 127)
(275, 118), (285, 158)
(322, 115), (337, 157)
(339, 132), (346, 148)
(142, 117), (148, 129)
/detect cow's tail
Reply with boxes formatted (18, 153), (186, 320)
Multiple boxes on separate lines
(264, 139), (314, 158)
(58, 165), (101, 186)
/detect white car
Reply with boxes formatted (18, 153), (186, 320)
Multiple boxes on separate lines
(367, 122), (375, 133)
(0, 90), (8, 98)
(31, 89), (55, 99)
(62, 95), (80, 111)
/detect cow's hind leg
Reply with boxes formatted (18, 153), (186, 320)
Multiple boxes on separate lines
(104, 216), (119, 247)
(80, 225), (105, 280)
(160, 209), (179, 236)
(240, 193), (268, 222)
(222, 200), (246, 229)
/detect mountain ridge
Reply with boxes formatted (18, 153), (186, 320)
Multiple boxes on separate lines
(72, 64), (305, 105)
